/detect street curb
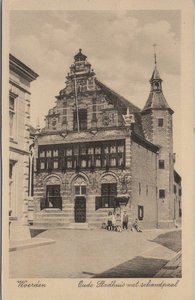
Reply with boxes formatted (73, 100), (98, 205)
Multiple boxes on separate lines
(9, 238), (55, 252)
(154, 251), (182, 278)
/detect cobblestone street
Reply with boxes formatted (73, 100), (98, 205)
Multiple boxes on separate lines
(10, 229), (181, 278)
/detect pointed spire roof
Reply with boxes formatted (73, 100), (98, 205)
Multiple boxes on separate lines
(150, 65), (161, 81)
(142, 63), (174, 114)
(142, 91), (173, 113)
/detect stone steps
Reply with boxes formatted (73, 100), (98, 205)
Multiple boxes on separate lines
(34, 217), (70, 223)
(68, 223), (89, 230)
(32, 221), (69, 228)
(32, 207), (112, 229)
(35, 213), (70, 218)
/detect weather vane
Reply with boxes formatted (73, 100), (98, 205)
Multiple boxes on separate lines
(153, 43), (157, 65)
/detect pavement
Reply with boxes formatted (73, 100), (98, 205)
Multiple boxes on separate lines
(9, 238), (55, 252)
(9, 228), (181, 278)
(154, 251), (182, 278)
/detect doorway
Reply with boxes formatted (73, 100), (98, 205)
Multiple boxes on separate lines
(75, 197), (86, 223)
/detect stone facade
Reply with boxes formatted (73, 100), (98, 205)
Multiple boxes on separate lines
(32, 50), (181, 229)
(9, 54), (38, 232)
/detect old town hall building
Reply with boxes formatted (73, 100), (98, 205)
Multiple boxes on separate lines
(32, 49), (181, 229)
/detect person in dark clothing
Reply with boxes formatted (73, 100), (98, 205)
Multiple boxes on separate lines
(107, 211), (112, 230)
(122, 211), (128, 230)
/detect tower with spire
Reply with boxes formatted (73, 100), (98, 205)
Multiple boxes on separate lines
(141, 46), (175, 227)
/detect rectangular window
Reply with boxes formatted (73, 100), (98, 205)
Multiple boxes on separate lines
(95, 157), (101, 167)
(159, 189), (165, 198)
(9, 96), (17, 139)
(138, 205), (144, 220)
(118, 155), (124, 167)
(81, 146), (87, 155)
(179, 189), (182, 196)
(9, 97), (15, 110)
(104, 146), (109, 154)
(95, 147), (101, 154)
(40, 151), (45, 158)
(174, 185), (177, 194)
(118, 144), (124, 153)
(146, 185), (148, 196)
(66, 148), (72, 156)
(110, 145), (116, 153)
(88, 147), (94, 155)
(81, 158), (87, 168)
(158, 118), (164, 127)
(110, 157), (116, 167)
(46, 150), (52, 157)
(75, 186), (80, 195)
(74, 185), (86, 195)
(73, 146), (79, 156)
(53, 160), (58, 169)
(38, 139), (125, 172)
(81, 186), (86, 195)
(53, 150), (58, 157)
(73, 109), (87, 131)
(40, 161), (45, 170)
(159, 160), (165, 169)
(67, 159), (73, 168)
(139, 183), (141, 195)
(62, 116), (67, 125)
(101, 183), (117, 208)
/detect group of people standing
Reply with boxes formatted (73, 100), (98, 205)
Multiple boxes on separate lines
(106, 210), (142, 232)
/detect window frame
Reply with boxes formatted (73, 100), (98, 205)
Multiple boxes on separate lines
(159, 160), (165, 169)
(138, 205), (144, 220)
(158, 118), (164, 127)
(37, 140), (125, 172)
(159, 189), (165, 199)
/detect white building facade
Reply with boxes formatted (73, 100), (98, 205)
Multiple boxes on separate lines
(9, 54), (38, 233)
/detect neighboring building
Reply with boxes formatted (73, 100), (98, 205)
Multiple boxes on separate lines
(9, 54), (38, 232)
(32, 49), (181, 229)
(174, 170), (182, 221)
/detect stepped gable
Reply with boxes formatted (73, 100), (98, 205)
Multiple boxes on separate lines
(43, 49), (157, 144)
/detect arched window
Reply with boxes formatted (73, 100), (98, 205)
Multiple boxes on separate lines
(73, 176), (87, 195)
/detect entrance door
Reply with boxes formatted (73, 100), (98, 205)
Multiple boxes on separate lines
(46, 185), (62, 209)
(75, 197), (86, 223)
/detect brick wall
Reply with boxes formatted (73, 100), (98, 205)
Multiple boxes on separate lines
(131, 141), (158, 229)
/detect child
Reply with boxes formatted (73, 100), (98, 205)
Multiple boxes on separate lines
(116, 213), (122, 232)
(112, 212), (116, 231)
(107, 211), (112, 230)
(132, 218), (142, 232)
(122, 211), (129, 230)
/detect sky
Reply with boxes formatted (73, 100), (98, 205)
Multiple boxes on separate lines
(10, 10), (181, 171)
